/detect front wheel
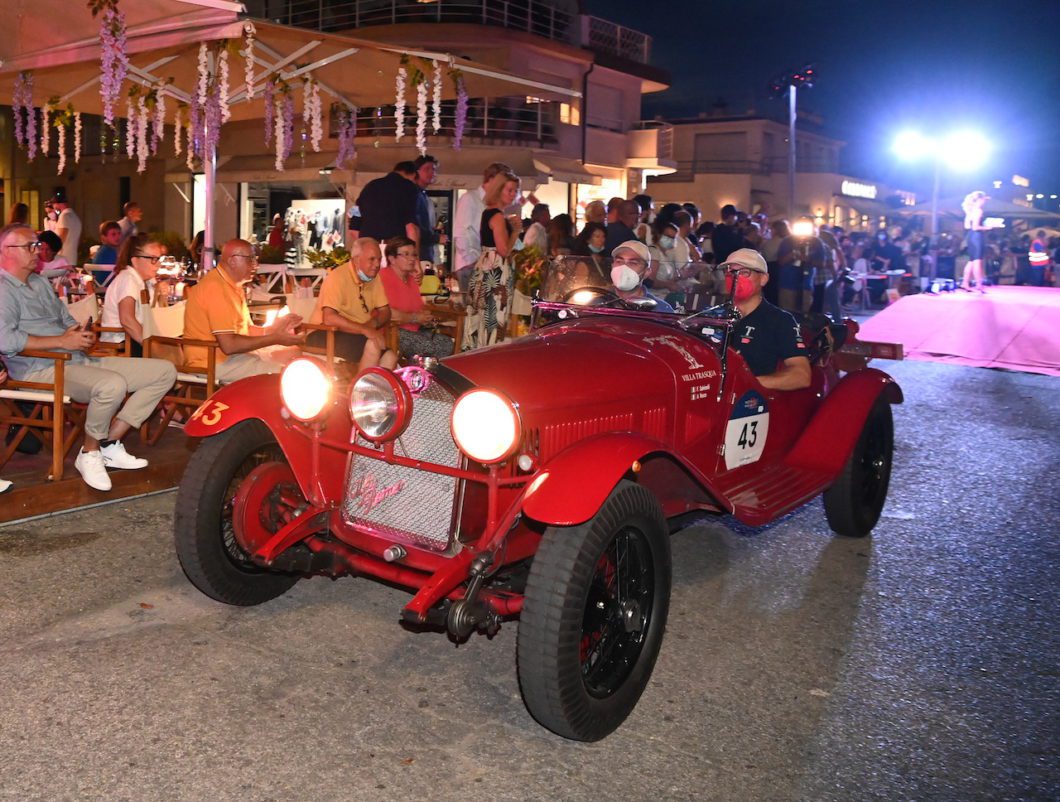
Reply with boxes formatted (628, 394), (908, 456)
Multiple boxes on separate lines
(517, 480), (671, 741)
(175, 420), (301, 605)
(823, 397), (894, 537)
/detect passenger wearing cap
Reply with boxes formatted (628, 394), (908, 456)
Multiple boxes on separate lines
(723, 248), (811, 390)
(610, 241), (674, 313)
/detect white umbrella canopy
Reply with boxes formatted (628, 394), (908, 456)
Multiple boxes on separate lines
(904, 195), (1059, 221)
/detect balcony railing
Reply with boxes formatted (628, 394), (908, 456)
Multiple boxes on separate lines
(246, 0), (576, 42)
(333, 97), (560, 144)
(654, 157), (840, 181)
(581, 15), (651, 64)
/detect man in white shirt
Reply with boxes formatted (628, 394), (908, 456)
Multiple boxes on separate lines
(452, 162), (510, 292)
(523, 203), (550, 252)
(52, 191), (82, 266)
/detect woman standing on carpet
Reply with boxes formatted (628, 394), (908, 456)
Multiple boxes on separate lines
(961, 191), (990, 293)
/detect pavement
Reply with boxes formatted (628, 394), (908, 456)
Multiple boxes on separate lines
(0, 359), (1056, 802)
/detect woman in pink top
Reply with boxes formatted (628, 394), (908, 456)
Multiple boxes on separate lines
(380, 236), (453, 359)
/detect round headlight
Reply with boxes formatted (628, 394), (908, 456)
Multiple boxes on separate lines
(280, 358), (332, 421)
(350, 368), (412, 442)
(450, 389), (521, 464)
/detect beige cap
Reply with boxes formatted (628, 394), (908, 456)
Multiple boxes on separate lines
(720, 247), (767, 274)
(611, 240), (651, 264)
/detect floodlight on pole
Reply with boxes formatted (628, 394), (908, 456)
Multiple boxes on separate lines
(768, 64), (817, 218)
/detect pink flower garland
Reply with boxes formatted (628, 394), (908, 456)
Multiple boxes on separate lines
(13, 72), (31, 147)
(263, 79), (275, 145)
(335, 105), (357, 168)
(454, 74), (468, 151)
(98, 5), (129, 129)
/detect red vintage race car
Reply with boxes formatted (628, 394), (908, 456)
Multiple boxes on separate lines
(174, 258), (902, 741)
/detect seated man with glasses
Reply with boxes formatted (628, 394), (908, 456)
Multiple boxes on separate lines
(183, 238), (306, 383)
(722, 248), (811, 391)
(610, 240), (674, 312)
(0, 223), (178, 491)
(308, 237), (398, 375)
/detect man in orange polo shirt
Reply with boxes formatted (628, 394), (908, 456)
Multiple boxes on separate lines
(308, 237), (397, 375)
(184, 238), (305, 383)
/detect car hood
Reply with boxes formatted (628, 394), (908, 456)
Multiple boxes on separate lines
(440, 317), (681, 413)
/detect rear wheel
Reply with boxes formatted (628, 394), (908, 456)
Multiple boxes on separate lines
(823, 398), (894, 537)
(517, 481), (671, 741)
(175, 420), (301, 605)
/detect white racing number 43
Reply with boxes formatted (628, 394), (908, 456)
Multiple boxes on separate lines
(724, 390), (769, 470)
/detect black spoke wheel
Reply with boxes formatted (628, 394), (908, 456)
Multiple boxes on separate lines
(517, 481), (671, 741)
(175, 420), (300, 605)
(823, 397), (894, 537)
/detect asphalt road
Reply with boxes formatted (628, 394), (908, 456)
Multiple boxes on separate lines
(0, 359), (1056, 802)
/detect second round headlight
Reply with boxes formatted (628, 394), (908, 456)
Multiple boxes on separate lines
(350, 369), (412, 441)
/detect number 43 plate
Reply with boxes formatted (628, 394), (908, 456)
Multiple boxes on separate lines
(724, 390), (769, 470)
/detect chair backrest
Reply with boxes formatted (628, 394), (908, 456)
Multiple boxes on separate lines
(64, 294), (98, 327)
(288, 267), (328, 291)
(92, 264), (118, 287)
(284, 293), (318, 322)
(143, 301), (187, 340)
(255, 263), (287, 294)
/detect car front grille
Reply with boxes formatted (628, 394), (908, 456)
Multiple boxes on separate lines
(341, 378), (461, 551)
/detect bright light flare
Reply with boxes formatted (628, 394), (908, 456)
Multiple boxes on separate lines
(280, 358), (332, 421)
(941, 131), (990, 171)
(791, 219), (816, 237)
(893, 130), (934, 161)
(451, 389), (520, 464)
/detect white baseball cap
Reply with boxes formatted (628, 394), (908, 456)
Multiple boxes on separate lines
(611, 240), (652, 264)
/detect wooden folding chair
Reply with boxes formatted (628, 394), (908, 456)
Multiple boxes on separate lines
(139, 301), (222, 445)
(256, 263), (288, 295)
(0, 351), (85, 481)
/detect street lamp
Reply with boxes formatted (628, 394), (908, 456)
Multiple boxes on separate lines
(769, 65), (816, 217)
(893, 129), (990, 275)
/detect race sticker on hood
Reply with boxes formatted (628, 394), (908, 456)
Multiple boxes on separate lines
(724, 390), (769, 470)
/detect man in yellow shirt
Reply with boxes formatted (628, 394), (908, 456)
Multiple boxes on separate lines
(308, 237), (397, 375)
(184, 238), (305, 383)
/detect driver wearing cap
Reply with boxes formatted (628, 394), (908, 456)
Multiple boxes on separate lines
(724, 248), (811, 390)
(610, 241), (674, 312)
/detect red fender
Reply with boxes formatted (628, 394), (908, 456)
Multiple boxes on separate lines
(184, 374), (352, 505)
(521, 432), (669, 526)
(784, 368), (902, 478)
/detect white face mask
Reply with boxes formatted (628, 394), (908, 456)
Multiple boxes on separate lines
(610, 264), (641, 291)
(658, 235), (675, 250)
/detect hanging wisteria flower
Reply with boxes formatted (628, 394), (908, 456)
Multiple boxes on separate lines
(415, 76), (428, 155)
(335, 104), (357, 168)
(136, 95), (150, 173)
(306, 78), (323, 152)
(189, 95), (203, 158)
(26, 105), (38, 161)
(96, 3), (129, 129)
(74, 112), (82, 164)
(432, 60), (442, 134)
(174, 104), (184, 157)
(263, 79), (275, 145)
(40, 103), (52, 157)
(243, 24), (256, 99)
(126, 98), (136, 158)
(274, 95), (285, 172)
(152, 89), (166, 155)
(13, 72), (31, 147)
(218, 46), (231, 124)
(185, 123), (195, 171)
(453, 73), (468, 151)
(282, 92), (295, 161)
(394, 62), (408, 142)
(56, 118), (67, 176)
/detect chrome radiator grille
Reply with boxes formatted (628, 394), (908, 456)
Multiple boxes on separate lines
(342, 378), (461, 551)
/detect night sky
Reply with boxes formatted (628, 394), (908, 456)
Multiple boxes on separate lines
(584, 0), (1060, 200)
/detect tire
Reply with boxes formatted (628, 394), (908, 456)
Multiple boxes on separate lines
(175, 420), (300, 605)
(823, 397), (894, 537)
(517, 480), (671, 741)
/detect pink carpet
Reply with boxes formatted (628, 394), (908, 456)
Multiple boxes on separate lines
(858, 286), (1060, 377)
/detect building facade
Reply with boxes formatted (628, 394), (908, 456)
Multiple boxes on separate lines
(647, 114), (916, 230)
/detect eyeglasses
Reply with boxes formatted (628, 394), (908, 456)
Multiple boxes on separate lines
(230, 253), (259, 263)
(4, 241), (41, 252)
(726, 268), (757, 278)
(134, 253), (163, 264)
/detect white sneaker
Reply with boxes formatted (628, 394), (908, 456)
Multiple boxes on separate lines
(100, 441), (149, 470)
(75, 449), (112, 491)
(0, 478), (12, 494)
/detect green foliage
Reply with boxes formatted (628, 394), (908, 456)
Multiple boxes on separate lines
(512, 245), (549, 296)
(257, 244), (286, 265)
(305, 247), (351, 269)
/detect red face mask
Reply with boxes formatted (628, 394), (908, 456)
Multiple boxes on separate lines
(732, 273), (757, 302)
